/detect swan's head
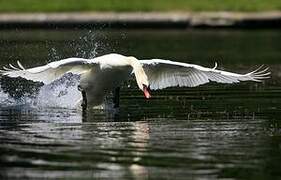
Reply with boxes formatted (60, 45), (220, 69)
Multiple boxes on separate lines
(135, 71), (150, 99)
(129, 56), (151, 99)
(142, 84), (151, 99)
(135, 67), (151, 99)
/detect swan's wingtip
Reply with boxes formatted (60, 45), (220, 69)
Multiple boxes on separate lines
(249, 65), (271, 82)
(212, 62), (218, 70)
(17, 60), (25, 70)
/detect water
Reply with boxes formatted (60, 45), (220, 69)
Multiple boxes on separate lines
(0, 29), (281, 179)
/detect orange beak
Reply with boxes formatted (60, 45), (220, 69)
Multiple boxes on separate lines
(143, 85), (151, 99)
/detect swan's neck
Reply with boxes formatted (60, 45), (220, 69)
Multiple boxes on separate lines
(127, 57), (149, 90)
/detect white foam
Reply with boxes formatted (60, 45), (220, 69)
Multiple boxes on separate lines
(0, 87), (16, 106)
(35, 73), (82, 109)
(0, 73), (82, 109)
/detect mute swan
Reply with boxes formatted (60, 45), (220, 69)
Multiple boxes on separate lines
(0, 53), (270, 109)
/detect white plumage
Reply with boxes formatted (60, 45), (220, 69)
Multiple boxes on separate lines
(0, 53), (270, 108)
(140, 59), (270, 90)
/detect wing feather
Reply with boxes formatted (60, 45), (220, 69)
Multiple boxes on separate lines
(140, 59), (270, 90)
(0, 58), (97, 84)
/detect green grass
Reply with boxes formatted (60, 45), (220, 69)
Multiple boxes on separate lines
(0, 0), (281, 12)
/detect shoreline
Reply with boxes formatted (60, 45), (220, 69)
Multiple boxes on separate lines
(0, 12), (281, 29)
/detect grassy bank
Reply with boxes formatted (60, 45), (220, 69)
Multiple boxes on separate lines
(0, 0), (281, 12)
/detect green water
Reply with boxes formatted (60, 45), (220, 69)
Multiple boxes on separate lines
(0, 29), (280, 179)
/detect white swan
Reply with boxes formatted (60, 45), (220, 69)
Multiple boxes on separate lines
(0, 53), (270, 109)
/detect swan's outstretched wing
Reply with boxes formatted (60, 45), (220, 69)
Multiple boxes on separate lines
(140, 59), (270, 90)
(0, 58), (97, 84)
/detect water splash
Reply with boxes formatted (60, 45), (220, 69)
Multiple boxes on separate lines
(70, 30), (99, 59)
(48, 47), (61, 62)
(0, 88), (15, 106)
(0, 30), (110, 109)
(35, 73), (82, 109)
(0, 73), (82, 109)
(46, 30), (100, 64)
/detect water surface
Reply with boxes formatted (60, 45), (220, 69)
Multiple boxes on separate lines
(0, 29), (281, 179)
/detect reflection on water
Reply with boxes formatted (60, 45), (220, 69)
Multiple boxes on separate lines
(0, 29), (281, 179)
(1, 108), (281, 179)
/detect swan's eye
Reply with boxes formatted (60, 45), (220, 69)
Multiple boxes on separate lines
(142, 84), (150, 91)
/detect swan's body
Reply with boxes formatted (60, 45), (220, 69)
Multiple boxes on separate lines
(0, 53), (270, 108)
(78, 55), (133, 106)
